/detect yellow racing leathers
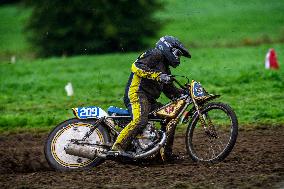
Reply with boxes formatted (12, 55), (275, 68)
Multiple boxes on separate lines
(112, 48), (184, 152)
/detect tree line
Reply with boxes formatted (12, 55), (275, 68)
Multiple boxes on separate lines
(23, 0), (162, 57)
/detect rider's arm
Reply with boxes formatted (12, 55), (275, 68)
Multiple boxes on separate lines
(131, 50), (162, 81)
(131, 62), (161, 81)
(163, 82), (184, 100)
(162, 69), (185, 100)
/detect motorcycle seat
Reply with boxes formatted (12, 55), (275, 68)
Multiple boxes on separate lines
(107, 106), (130, 116)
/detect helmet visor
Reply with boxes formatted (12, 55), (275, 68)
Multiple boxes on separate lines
(172, 48), (183, 59)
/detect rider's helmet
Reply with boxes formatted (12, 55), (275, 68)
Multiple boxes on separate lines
(156, 36), (191, 68)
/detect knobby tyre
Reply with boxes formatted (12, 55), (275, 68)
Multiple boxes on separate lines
(186, 102), (238, 163)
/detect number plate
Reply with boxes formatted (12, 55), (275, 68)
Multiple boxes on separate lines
(192, 81), (205, 98)
(73, 106), (100, 119)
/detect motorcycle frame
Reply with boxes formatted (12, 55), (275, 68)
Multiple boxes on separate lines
(81, 80), (220, 146)
(84, 95), (193, 143)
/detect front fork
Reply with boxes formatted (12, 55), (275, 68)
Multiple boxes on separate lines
(191, 98), (217, 138)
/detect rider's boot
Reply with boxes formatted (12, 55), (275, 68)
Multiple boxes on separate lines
(106, 132), (134, 160)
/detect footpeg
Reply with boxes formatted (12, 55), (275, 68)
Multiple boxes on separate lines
(106, 151), (133, 161)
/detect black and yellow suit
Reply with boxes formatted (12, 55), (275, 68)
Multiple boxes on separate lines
(113, 48), (183, 150)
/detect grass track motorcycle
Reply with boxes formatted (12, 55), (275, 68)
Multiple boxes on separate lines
(45, 76), (238, 171)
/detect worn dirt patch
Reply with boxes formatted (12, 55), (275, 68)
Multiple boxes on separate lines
(0, 127), (283, 188)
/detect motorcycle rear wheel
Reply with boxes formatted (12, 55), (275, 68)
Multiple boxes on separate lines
(44, 118), (110, 171)
(186, 102), (238, 163)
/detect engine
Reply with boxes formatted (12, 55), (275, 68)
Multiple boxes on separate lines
(135, 122), (159, 151)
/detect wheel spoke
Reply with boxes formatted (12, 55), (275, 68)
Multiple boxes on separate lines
(187, 102), (238, 162)
(209, 142), (216, 158)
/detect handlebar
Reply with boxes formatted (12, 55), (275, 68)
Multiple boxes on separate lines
(170, 75), (189, 90)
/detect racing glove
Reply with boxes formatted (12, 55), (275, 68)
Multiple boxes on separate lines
(159, 74), (172, 84)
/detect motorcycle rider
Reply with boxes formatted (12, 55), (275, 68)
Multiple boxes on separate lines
(110, 36), (191, 160)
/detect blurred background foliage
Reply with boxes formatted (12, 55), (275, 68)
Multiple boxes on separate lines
(24, 0), (162, 57)
(0, 0), (21, 4)
(1, 0), (283, 59)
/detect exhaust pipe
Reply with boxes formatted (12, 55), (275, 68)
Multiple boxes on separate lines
(65, 131), (166, 160)
(64, 143), (106, 159)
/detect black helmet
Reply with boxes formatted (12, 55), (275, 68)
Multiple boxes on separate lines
(156, 36), (191, 68)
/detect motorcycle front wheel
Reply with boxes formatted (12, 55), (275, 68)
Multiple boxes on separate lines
(44, 118), (110, 171)
(186, 102), (238, 163)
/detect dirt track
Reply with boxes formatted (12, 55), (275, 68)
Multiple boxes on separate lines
(0, 126), (283, 189)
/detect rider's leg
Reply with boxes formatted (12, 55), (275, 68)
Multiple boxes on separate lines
(112, 93), (149, 151)
(150, 100), (163, 111)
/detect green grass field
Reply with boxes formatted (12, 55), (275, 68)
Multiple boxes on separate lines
(0, 5), (31, 60)
(0, 1), (284, 132)
(157, 0), (284, 47)
(1, 43), (283, 131)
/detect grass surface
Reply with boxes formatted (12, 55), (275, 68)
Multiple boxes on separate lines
(0, 5), (31, 60)
(1, 43), (283, 131)
(157, 0), (284, 47)
(0, 1), (284, 131)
